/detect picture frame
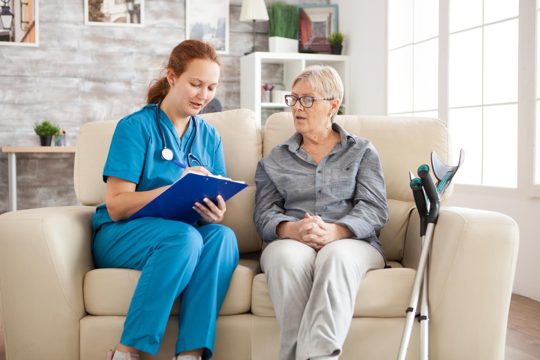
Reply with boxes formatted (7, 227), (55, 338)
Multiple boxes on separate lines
(185, 0), (229, 54)
(84, 0), (144, 27)
(298, 4), (339, 54)
(0, 0), (39, 47)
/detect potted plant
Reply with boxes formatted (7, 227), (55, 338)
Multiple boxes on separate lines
(329, 32), (344, 55)
(33, 120), (60, 146)
(268, 2), (299, 53)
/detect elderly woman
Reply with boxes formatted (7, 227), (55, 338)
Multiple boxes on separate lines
(254, 65), (388, 360)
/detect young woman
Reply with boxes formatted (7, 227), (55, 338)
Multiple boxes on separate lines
(92, 40), (239, 360)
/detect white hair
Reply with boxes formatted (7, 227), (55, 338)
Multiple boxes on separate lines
(291, 65), (344, 120)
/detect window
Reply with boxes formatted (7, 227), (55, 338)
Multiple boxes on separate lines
(388, 0), (520, 188)
(537, 4), (540, 184)
(449, 0), (518, 187)
(387, 0), (439, 118)
(387, 0), (540, 191)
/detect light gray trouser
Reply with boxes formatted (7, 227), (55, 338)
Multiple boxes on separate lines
(261, 239), (384, 360)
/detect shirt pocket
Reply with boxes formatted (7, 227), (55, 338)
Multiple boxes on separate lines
(329, 161), (358, 199)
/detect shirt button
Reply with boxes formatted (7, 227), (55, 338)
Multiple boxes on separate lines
(318, 190), (322, 194)
(317, 170), (322, 173)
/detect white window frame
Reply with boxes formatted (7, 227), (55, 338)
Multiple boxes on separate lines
(387, 0), (540, 198)
(387, 0), (439, 116)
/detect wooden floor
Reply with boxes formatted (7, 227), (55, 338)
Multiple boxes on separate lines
(0, 294), (538, 359)
(506, 294), (540, 359)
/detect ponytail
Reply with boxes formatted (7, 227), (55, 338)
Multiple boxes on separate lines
(146, 77), (169, 105)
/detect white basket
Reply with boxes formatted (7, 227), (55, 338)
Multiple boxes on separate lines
(272, 90), (289, 104)
(268, 37), (298, 53)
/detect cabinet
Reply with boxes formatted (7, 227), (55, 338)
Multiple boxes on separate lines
(240, 52), (350, 126)
(1, 146), (77, 211)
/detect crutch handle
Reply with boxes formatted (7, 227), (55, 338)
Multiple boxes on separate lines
(418, 164), (440, 223)
(410, 177), (428, 236)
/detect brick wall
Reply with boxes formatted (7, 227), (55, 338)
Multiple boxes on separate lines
(0, 0), (327, 212)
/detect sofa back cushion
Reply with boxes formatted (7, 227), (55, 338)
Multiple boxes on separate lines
(75, 109), (262, 253)
(263, 112), (449, 261)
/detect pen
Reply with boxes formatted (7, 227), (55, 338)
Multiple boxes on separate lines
(173, 160), (188, 169)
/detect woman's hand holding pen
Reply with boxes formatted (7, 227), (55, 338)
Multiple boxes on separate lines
(173, 159), (211, 177)
(183, 166), (212, 176)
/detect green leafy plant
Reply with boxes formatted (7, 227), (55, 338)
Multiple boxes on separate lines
(33, 120), (60, 137)
(328, 32), (344, 45)
(269, 2), (299, 39)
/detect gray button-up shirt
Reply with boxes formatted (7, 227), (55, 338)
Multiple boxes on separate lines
(254, 123), (389, 256)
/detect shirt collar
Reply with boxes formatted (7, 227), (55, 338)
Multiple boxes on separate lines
(283, 122), (357, 153)
(333, 122), (357, 146)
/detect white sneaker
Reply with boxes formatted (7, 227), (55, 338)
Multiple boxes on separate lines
(175, 355), (201, 360)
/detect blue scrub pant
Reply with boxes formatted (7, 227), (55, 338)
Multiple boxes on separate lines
(92, 217), (239, 359)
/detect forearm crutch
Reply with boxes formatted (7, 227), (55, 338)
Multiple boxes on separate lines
(397, 150), (465, 360)
(397, 167), (439, 360)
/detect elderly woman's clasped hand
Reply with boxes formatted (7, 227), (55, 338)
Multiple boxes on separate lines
(296, 213), (352, 250)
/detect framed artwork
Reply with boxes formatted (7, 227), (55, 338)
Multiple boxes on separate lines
(0, 0), (39, 46)
(185, 0), (229, 54)
(84, 0), (144, 26)
(298, 4), (339, 54)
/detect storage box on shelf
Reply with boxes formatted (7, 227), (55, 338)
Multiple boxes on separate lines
(240, 52), (350, 126)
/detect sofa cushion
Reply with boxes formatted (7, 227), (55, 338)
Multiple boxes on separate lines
(84, 258), (260, 316)
(221, 186), (262, 254)
(74, 120), (116, 206)
(378, 199), (415, 260)
(251, 267), (414, 318)
(202, 109), (261, 184)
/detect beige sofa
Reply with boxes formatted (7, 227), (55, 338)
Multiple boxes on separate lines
(0, 109), (519, 360)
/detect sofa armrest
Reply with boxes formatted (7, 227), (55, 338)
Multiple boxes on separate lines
(404, 207), (519, 360)
(0, 206), (95, 360)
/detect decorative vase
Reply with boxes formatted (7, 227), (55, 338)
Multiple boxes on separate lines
(261, 90), (272, 103)
(39, 135), (53, 146)
(330, 44), (343, 55)
(269, 36), (299, 53)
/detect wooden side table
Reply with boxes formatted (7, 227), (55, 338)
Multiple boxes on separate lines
(1, 146), (76, 211)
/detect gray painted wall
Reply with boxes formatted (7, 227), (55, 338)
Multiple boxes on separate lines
(0, 0), (324, 213)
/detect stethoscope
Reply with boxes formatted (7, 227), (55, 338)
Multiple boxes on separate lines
(155, 102), (204, 166)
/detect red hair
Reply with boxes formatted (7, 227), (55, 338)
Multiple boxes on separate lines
(146, 40), (221, 104)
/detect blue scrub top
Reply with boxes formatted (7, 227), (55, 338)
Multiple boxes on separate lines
(92, 104), (227, 231)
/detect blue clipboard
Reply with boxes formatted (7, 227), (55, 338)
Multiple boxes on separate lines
(129, 172), (248, 223)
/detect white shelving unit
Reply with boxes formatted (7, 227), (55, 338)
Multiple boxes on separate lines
(240, 52), (350, 126)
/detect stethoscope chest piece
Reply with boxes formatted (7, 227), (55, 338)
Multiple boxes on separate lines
(161, 148), (174, 161)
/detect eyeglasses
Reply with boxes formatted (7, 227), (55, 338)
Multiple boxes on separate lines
(284, 95), (334, 108)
